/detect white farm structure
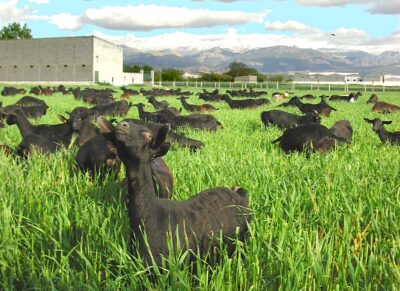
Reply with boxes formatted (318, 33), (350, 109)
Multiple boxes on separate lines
(0, 36), (143, 85)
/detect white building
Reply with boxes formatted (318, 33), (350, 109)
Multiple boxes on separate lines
(0, 36), (143, 85)
(234, 75), (258, 83)
(292, 72), (361, 84)
(182, 72), (200, 79)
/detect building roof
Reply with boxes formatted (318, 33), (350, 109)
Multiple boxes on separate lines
(0, 35), (120, 48)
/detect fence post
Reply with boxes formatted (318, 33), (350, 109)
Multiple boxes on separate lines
(328, 84), (331, 91)
(311, 83), (313, 91)
(173, 81), (175, 87)
(276, 82), (279, 90)
(200, 81), (203, 88)
(364, 84), (367, 92)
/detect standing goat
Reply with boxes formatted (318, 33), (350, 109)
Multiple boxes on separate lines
(97, 117), (251, 267)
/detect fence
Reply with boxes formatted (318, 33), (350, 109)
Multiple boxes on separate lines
(144, 80), (400, 93)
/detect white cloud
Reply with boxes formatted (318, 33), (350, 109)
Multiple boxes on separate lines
(330, 27), (369, 44)
(0, 0), (32, 23)
(265, 20), (318, 33)
(49, 5), (270, 32)
(28, 0), (49, 4)
(0, 0), (48, 23)
(49, 13), (82, 31)
(293, 0), (400, 15)
(295, 0), (369, 7)
(368, 2), (400, 14)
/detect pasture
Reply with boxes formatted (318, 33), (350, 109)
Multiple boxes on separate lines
(0, 85), (400, 290)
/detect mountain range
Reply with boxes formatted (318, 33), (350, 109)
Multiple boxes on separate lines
(123, 45), (400, 75)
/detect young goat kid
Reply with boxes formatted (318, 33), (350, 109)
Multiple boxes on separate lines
(97, 117), (251, 267)
(364, 118), (400, 145)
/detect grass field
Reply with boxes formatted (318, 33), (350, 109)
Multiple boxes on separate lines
(1, 85), (400, 290)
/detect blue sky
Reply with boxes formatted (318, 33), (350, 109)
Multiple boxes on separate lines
(1, 0), (399, 53)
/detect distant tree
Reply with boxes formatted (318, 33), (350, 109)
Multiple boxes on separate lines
(154, 68), (183, 82)
(124, 64), (154, 73)
(198, 72), (233, 82)
(268, 75), (286, 82)
(226, 62), (259, 77)
(124, 64), (142, 73)
(0, 22), (32, 40)
(142, 65), (153, 72)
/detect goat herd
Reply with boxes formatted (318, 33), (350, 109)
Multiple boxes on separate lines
(0, 84), (399, 271)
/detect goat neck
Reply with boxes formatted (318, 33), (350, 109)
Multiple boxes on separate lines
(12, 110), (33, 138)
(376, 127), (389, 143)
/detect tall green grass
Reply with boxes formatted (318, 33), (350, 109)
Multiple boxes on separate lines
(0, 85), (400, 289)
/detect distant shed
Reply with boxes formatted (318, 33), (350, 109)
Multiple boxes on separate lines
(234, 75), (258, 83)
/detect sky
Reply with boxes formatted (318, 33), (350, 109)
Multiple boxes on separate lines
(1, 0), (399, 54)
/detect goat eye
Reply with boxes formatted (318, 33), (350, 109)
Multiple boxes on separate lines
(120, 122), (129, 128)
(143, 132), (153, 142)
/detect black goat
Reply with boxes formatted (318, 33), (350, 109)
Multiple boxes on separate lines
(329, 92), (361, 102)
(5, 108), (73, 147)
(364, 118), (400, 145)
(147, 96), (169, 110)
(366, 94), (378, 104)
(73, 116), (174, 197)
(147, 96), (180, 115)
(128, 118), (204, 152)
(278, 97), (298, 108)
(91, 100), (132, 117)
(15, 96), (48, 107)
(272, 123), (340, 153)
(16, 134), (58, 157)
(221, 95), (269, 109)
(97, 117), (251, 266)
(293, 96), (337, 117)
(1, 86), (26, 96)
(261, 110), (320, 129)
(74, 134), (121, 181)
(178, 96), (218, 112)
(328, 120), (353, 143)
(0, 101), (48, 119)
(135, 104), (222, 131)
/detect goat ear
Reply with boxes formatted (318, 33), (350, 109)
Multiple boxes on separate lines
(97, 116), (114, 134)
(152, 124), (170, 150)
(364, 118), (373, 123)
(58, 115), (68, 123)
(383, 121), (392, 124)
(152, 142), (171, 158)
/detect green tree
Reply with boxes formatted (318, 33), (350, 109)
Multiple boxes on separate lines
(268, 75), (286, 82)
(199, 72), (233, 82)
(226, 62), (259, 77)
(154, 68), (183, 82)
(123, 64), (143, 73)
(0, 22), (32, 40)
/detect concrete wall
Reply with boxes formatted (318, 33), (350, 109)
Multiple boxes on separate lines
(93, 37), (123, 85)
(0, 36), (94, 82)
(122, 72), (144, 85)
(0, 36), (144, 85)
